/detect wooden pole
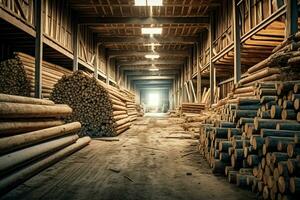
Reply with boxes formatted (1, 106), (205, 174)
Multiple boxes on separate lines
(34, 0), (43, 99)
(233, 0), (241, 84)
(72, 18), (78, 72)
(209, 13), (215, 105)
(286, 0), (298, 37)
(196, 42), (202, 102)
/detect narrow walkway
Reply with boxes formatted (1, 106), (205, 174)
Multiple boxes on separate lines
(2, 116), (255, 200)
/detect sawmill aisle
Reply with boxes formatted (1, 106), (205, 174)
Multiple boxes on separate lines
(1, 115), (254, 200)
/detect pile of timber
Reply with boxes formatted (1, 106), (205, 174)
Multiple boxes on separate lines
(181, 103), (206, 114)
(198, 80), (300, 199)
(50, 71), (135, 137)
(0, 93), (90, 194)
(119, 89), (139, 120)
(0, 52), (72, 99)
(15, 52), (72, 99)
(0, 57), (31, 96)
(197, 32), (300, 199)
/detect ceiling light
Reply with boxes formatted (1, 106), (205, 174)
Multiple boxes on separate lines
(134, 0), (163, 6)
(142, 28), (162, 35)
(145, 54), (160, 59)
(149, 68), (159, 71)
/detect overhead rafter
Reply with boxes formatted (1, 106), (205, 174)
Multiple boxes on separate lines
(108, 50), (190, 57)
(121, 65), (182, 70)
(128, 75), (176, 80)
(124, 70), (179, 76)
(133, 80), (172, 85)
(118, 60), (184, 66)
(96, 36), (197, 44)
(78, 17), (209, 25)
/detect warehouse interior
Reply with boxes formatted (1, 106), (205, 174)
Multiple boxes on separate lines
(0, 0), (300, 199)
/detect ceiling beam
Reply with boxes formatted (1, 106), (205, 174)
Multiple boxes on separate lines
(125, 70), (179, 76)
(118, 60), (184, 66)
(96, 36), (197, 44)
(133, 80), (172, 85)
(108, 50), (190, 57)
(128, 75), (175, 80)
(78, 17), (209, 25)
(121, 65), (182, 70)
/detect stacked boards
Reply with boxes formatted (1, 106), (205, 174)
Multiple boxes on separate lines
(0, 93), (90, 194)
(181, 103), (206, 114)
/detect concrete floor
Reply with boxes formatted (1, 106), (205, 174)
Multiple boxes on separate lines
(1, 115), (255, 200)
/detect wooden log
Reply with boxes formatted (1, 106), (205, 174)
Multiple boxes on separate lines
(265, 136), (294, 151)
(212, 160), (225, 174)
(281, 109), (297, 120)
(261, 129), (300, 138)
(0, 122), (81, 154)
(0, 134), (79, 174)
(254, 118), (297, 130)
(278, 176), (288, 194)
(0, 93), (54, 105)
(234, 110), (257, 118)
(276, 122), (300, 131)
(0, 120), (64, 135)
(289, 177), (300, 194)
(270, 105), (282, 119)
(287, 143), (300, 158)
(0, 136), (90, 194)
(242, 68), (281, 85)
(228, 171), (238, 183)
(261, 96), (278, 104)
(0, 103), (72, 118)
(236, 174), (249, 188)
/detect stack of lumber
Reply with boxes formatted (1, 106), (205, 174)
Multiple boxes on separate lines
(120, 89), (139, 120)
(0, 57), (30, 96)
(15, 52), (72, 99)
(0, 93), (90, 194)
(181, 102), (206, 114)
(50, 71), (134, 137)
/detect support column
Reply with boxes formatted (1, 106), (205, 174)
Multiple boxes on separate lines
(72, 19), (78, 72)
(286, 0), (298, 37)
(209, 14), (215, 105)
(94, 43), (100, 79)
(34, 0), (43, 99)
(233, 0), (241, 84)
(196, 42), (201, 102)
(106, 54), (110, 85)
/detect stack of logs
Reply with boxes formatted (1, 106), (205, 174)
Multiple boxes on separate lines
(198, 32), (300, 200)
(0, 52), (72, 99)
(181, 103), (206, 114)
(0, 93), (90, 194)
(50, 71), (136, 137)
(199, 82), (300, 199)
(15, 52), (72, 99)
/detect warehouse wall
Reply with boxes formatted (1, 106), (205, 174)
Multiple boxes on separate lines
(0, 0), (117, 82)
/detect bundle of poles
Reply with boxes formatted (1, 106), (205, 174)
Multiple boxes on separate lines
(50, 71), (138, 137)
(0, 93), (90, 194)
(15, 52), (72, 99)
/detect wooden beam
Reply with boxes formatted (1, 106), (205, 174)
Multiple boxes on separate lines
(209, 14), (215, 105)
(118, 60), (184, 66)
(34, 0), (43, 99)
(78, 17), (209, 25)
(96, 36), (197, 44)
(72, 18), (79, 71)
(108, 50), (189, 57)
(233, 0), (241, 84)
(121, 65), (182, 70)
(286, 0), (298, 37)
(128, 75), (176, 80)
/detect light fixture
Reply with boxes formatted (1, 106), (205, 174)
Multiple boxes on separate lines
(145, 54), (160, 59)
(134, 0), (163, 6)
(149, 68), (159, 71)
(142, 28), (162, 35)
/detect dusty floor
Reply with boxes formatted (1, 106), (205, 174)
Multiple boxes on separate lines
(2, 114), (255, 200)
